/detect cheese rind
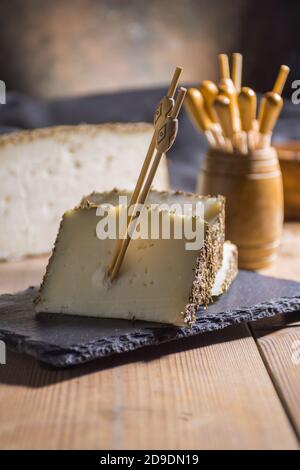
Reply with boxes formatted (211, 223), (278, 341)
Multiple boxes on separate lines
(35, 190), (235, 326)
(0, 123), (169, 260)
(211, 241), (238, 297)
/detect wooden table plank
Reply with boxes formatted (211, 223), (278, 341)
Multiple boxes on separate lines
(251, 315), (300, 442)
(0, 326), (298, 449)
(261, 222), (300, 282)
(250, 222), (300, 443)
(0, 255), (48, 295)
(0, 224), (299, 449)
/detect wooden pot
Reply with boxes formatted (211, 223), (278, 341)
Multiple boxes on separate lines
(197, 147), (284, 270)
(274, 141), (300, 221)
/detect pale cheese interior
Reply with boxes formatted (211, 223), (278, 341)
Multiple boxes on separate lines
(0, 124), (169, 260)
(36, 191), (223, 325)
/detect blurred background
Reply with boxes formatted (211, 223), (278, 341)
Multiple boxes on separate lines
(0, 0), (299, 98)
(0, 0), (299, 191)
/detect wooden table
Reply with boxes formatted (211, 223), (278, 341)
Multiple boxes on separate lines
(0, 223), (299, 450)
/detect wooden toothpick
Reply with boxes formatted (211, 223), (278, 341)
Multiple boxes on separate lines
(232, 53), (243, 93)
(108, 80), (186, 281)
(108, 67), (182, 276)
(218, 54), (230, 80)
(238, 86), (257, 151)
(257, 64), (289, 148)
(213, 94), (235, 152)
(238, 87), (257, 131)
(109, 88), (186, 282)
(185, 88), (217, 147)
(167, 66), (183, 97)
(272, 65), (290, 95)
(258, 92), (283, 135)
(199, 80), (219, 123)
(136, 87), (187, 207)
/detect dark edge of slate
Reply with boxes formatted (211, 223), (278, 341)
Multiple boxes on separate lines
(0, 287), (300, 367)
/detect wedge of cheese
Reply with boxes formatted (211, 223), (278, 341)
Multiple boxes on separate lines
(35, 190), (237, 326)
(0, 123), (169, 260)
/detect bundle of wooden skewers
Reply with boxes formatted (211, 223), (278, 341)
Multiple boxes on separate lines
(185, 53), (290, 154)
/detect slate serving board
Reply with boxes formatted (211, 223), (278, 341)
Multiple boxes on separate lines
(0, 271), (300, 367)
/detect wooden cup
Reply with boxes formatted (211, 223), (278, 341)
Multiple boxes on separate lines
(274, 141), (300, 221)
(197, 147), (284, 270)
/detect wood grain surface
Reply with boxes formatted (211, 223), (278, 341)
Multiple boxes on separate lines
(252, 224), (300, 443)
(251, 316), (300, 442)
(0, 223), (299, 449)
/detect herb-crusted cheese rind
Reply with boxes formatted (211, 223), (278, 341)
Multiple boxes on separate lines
(82, 188), (226, 326)
(0, 123), (157, 149)
(183, 194), (225, 325)
(35, 190), (233, 327)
